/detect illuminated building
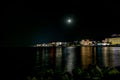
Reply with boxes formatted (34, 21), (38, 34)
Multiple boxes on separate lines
(80, 39), (93, 46)
(105, 34), (120, 45)
(107, 37), (120, 45)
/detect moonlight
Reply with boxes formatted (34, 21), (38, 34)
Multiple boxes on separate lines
(67, 18), (72, 24)
(61, 14), (77, 29)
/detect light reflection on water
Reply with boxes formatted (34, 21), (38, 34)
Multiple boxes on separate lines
(56, 47), (62, 71)
(35, 46), (120, 73)
(102, 47), (109, 67)
(65, 47), (76, 73)
(81, 46), (93, 69)
(109, 47), (120, 67)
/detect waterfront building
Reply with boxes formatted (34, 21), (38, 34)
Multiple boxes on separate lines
(105, 34), (120, 45)
(80, 39), (93, 46)
(106, 37), (120, 45)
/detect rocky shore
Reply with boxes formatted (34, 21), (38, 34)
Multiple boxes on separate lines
(25, 64), (120, 80)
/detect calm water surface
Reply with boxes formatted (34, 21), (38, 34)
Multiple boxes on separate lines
(35, 46), (120, 73)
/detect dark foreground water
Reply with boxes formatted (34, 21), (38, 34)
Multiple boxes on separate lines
(35, 46), (120, 73)
(1, 46), (120, 79)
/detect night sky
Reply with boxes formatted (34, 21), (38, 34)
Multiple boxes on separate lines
(1, 0), (120, 46)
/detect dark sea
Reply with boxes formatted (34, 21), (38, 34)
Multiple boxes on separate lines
(1, 46), (120, 80)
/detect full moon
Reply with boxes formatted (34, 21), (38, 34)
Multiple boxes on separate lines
(61, 14), (77, 28)
(67, 19), (72, 23)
